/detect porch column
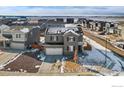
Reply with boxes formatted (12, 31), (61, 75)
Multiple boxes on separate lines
(3, 41), (6, 48)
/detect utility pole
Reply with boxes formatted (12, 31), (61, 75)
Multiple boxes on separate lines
(104, 28), (108, 67)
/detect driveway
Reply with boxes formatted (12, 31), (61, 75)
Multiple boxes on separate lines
(0, 49), (20, 67)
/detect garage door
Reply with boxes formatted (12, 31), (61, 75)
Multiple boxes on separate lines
(46, 48), (63, 55)
(11, 42), (25, 50)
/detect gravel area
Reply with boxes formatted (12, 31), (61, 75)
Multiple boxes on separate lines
(1, 52), (42, 73)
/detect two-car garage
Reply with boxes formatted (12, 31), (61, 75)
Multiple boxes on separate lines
(45, 48), (63, 55)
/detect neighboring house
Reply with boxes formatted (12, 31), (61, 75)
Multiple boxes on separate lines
(12, 21), (26, 25)
(80, 20), (121, 35)
(10, 27), (41, 50)
(119, 26), (124, 39)
(0, 25), (11, 48)
(27, 18), (39, 25)
(26, 26), (41, 46)
(10, 28), (30, 50)
(44, 27), (83, 55)
(81, 19), (87, 28)
(0, 24), (10, 31)
(79, 19), (121, 34)
(92, 21), (103, 31)
(89, 21), (96, 31)
(56, 18), (64, 23)
(1, 18), (15, 26)
(45, 20), (65, 28)
(103, 22), (121, 35)
(46, 23), (65, 28)
(0, 24), (12, 38)
(65, 24), (77, 28)
(0, 33), (10, 48)
(0, 24), (41, 49)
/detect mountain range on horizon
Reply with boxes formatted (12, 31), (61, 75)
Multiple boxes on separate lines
(1, 6), (124, 16)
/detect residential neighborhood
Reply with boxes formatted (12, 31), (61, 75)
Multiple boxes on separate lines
(0, 6), (124, 76)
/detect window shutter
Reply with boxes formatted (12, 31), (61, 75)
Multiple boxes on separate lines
(67, 37), (69, 41)
(50, 36), (52, 41)
(56, 36), (58, 41)
(73, 37), (75, 41)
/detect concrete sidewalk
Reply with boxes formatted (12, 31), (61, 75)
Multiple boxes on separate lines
(38, 62), (54, 73)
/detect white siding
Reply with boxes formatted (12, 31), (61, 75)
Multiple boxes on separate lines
(12, 33), (27, 42)
(74, 18), (78, 23)
(78, 42), (83, 45)
(109, 29), (114, 33)
(46, 48), (63, 55)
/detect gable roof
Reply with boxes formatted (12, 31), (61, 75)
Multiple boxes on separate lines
(11, 28), (30, 33)
(20, 28), (29, 33)
(0, 24), (10, 31)
(64, 29), (79, 36)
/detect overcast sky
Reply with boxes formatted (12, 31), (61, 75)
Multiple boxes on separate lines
(0, 6), (124, 16)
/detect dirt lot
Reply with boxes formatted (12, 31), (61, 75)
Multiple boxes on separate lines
(1, 52), (42, 73)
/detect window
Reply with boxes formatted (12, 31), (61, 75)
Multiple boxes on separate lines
(16, 34), (18, 38)
(50, 36), (52, 41)
(73, 37), (75, 41)
(50, 36), (58, 41)
(67, 36), (75, 42)
(56, 36), (58, 41)
(16, 34), (21, 38)
(67, 37), (69, 41)
(53, 36), (57, 41)
(19, 34), (21, 38)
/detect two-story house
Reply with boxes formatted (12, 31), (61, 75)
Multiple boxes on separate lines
(10, 27), (41, 50)
(44, 27), (83, 55)
(10, 28), (30, 50)
(0, 25), (11, 48)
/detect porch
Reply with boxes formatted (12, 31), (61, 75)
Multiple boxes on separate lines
(0, 35), (10, 49)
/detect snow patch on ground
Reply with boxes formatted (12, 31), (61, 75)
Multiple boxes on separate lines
(83, 36), (124, 72)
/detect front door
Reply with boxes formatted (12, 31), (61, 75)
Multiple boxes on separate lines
(78, 45), (82, 51)
(69, 45), (73, 52)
